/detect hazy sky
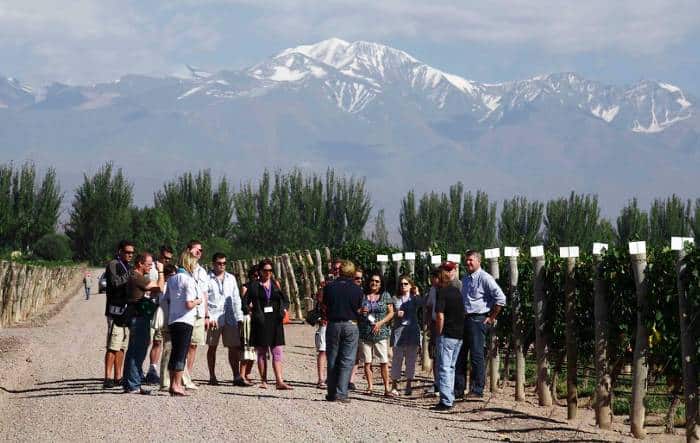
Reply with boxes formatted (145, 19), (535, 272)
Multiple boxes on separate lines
(1, 0), (699, 94)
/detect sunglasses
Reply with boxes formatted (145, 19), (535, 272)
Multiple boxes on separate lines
(370, 279), (381, 283)
(354, 277), (362, 281)
(400, 282), (410, 286)
(262, 268), (273, 272)
(124, 250), (135, 255)
(215, 261), (226, 266)
(162, 256), (173, 262)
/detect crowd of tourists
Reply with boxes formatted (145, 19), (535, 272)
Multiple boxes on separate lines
(102, 240), (506, 409)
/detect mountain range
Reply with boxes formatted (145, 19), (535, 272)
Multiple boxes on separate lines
(1, 38), (698, 235)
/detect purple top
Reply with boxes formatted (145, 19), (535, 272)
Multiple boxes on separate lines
(263, 282), (272, 302)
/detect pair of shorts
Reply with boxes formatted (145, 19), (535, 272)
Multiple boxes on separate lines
(359, 338), (389, 364)
(151, 326), (164, 342)
(206, 323), (241, 348)
(190, 317), (205, 346)
(106, 318), (129, 351)
(315, 324), (327, 352)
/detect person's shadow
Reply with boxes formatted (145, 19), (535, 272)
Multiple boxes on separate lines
(0, 378), (123, 398)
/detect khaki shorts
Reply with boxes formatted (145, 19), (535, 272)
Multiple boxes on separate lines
(360, 338), (389, 364)
(190, 317), (206, 346)
(206, 323), (241, 348)
(106, 318), (129, 351)
(151, 326), (164, 342)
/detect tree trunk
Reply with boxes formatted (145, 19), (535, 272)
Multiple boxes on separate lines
(509, 256), (525, 401)
(486, 257), (501, 393)
(565, 257), (578, 420)
(323, 247), (331, 273)
(630, 252), (649, 439)
(593, 254), (613, 429)
(282, 254), (302, 320)
(533, 256), (553, 406)
(314, 249), (326, 284)
(666, 379), (682, 435)
(677, 248), (700, 443)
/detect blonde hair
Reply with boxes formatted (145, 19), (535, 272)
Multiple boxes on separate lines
(179, 251), (198, 274)
(339, 259), (356, 278)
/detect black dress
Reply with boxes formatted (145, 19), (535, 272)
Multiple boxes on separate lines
(247, 279), (289, 347)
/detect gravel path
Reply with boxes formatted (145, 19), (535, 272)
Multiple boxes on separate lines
(0, 273), (683, 442)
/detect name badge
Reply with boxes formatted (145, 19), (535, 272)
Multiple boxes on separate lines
(264, 306), (274, 313)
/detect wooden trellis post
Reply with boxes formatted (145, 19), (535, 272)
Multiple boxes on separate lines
(592, 242), (613, 430)
(531, 245), (552, 406)
(485, 247), (501, 393)
(561, 246), (579, 420)
(629, 241), (649, 439)
(505, 247), (525, 401)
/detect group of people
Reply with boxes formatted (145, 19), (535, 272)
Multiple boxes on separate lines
(316, 251), (506, 410)
(102, 240), (293, 396)
(101, 239), (506, 408)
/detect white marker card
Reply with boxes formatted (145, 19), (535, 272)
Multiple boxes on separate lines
(671, 237), (695, 250)
(628, 241), (647, 255)
(484, 248), (500, 259)
(376, 255), (389, 262)
(559, 247), (569, 258)
(419, 251), (430, 258)
(430, 255), (442, 265)
(404, 252), (416, 260)
(530, 245), (545, 258)
(569, 246), (579, 258)
(504, 247), (519, 257)
(447, 253), (461, 263)
(391, 253), (404, 262)
(592, 243), (608, 255)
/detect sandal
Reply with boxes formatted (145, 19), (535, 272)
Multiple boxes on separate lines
(384, 390), (396, 398)
(259, 383), (268, 389)
(276, 383), (293, 390)
(316, 382), (327, 389)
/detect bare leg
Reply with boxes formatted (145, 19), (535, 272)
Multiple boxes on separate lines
(104, 351), (115, 380)
(207, 345), (218, 382)
(114, 350), (125, 381)
(380, 363), (390, 393)
(317, 351), (326, 384)
(186, 345), (197, 376)
(149, 340), (162, 368)
(364, 363), (373, 391)
(243, 361), (254, 382)
(257, 353), (267, 388)
(273, 361), (292, 389)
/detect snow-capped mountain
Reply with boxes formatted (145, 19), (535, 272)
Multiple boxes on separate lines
(0, 39), (698, 221)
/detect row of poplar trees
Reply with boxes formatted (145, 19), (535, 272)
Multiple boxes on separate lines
(399, 182), (700, 253)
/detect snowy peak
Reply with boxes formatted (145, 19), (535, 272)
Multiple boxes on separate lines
(0, 76), (34, 108)
(625, 80), (693, 133)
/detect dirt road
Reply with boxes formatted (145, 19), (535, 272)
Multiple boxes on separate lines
(0, 278), (682, 442)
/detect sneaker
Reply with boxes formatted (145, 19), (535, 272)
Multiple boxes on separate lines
(145, 372), (160, 385)
(124, 388), (152, 395)
(102, 379), (115, 389)
(404, 386), (413, 396)
(464, 392), (484, 400)
(184, 381), (198, 390)
(233, 378), (252, 387)
(348, 382), (357, 391)
(325, 395), (336, 402)
(338, 397), (351, 404)
(431, 403), (453, 411)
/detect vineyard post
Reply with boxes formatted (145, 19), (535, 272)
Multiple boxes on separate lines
(672, 237), (699, 443)
(314, 249), (325, 284)
(561, 246), (580, 420)
(629, 241), (649, 439)
(392, 253), (404, 292)
(505, 247), (524, 401)
(304, 250), (318, 295)
(282, 253), (302, 319)
(273, 257), (282, 282)
(296, 252), (313, 313)
(593, 242), (613, 430)
(531, 245), (552, 406)
(405, 252), (416, 277)
(485, 248), (501, 393)
(377, 254), (389, 278)
(323, 247), (331, 273)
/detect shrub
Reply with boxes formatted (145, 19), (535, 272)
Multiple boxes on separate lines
(32, 234), (72, 261)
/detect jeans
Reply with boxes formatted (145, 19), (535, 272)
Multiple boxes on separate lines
(123, 316), (150, 391)
(84, 287), (91, 300)
(326, 321), (359, 400)
(455, 314), (489, 396)
(437, 335), (463, 407)
(390, 344), (418, 380)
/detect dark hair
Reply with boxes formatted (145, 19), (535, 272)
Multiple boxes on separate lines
(134, 252), (152, 265)
(364, 270), (385, 294)
(212, 252), (226, 262)
(258, 258), (274, 270)
(430, 269), (440, 279)
(465, 250), (481, 261)
(163, 263), (177, 276)
(160, 245), (174, 255)
(186, 239), (202, 250)
(247, 264), (260, 281)
(117, 240), (135, 252)
(397, 273), (415, 295)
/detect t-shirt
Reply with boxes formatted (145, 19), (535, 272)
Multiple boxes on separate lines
(322, 278), (363, 322)
(435, 286), (464, 339)
(165, 273), (197, 326)
(128, 272), (151, 304)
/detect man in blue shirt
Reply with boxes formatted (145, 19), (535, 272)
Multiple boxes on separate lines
(454, 250), (506, 399)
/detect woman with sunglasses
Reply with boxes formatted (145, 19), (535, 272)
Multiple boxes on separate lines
(390, 274), (422, 396)
(247, 258), (292, 390)
(239, 265), (260, 384)
(358, 272), (394, 396)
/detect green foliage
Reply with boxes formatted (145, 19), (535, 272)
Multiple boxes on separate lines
(498, 196), (543, 249)
(544, 192), (607, 250)
(681, 246), (700, 368)
(399, 183), (496, 251)
(232, 169), (371, 257)
(31, 233), (72, 261)
(130, 207), (179, 255)
(203, 236), (234, 262)
(370, 209), (390, 247)
(0, 162), (62, 251)
(65, 162), (133, 265)
(692, 198), (700, 243)
(649, 195), (691, 248)
(154, 170), (234, 243)
(617, 198), (649, 245)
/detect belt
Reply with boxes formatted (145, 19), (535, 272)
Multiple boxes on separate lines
(329, 320), (358, 325)
(466, 312), (488, 318)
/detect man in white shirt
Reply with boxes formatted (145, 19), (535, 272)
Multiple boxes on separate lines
(205, 252), (250, 386)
